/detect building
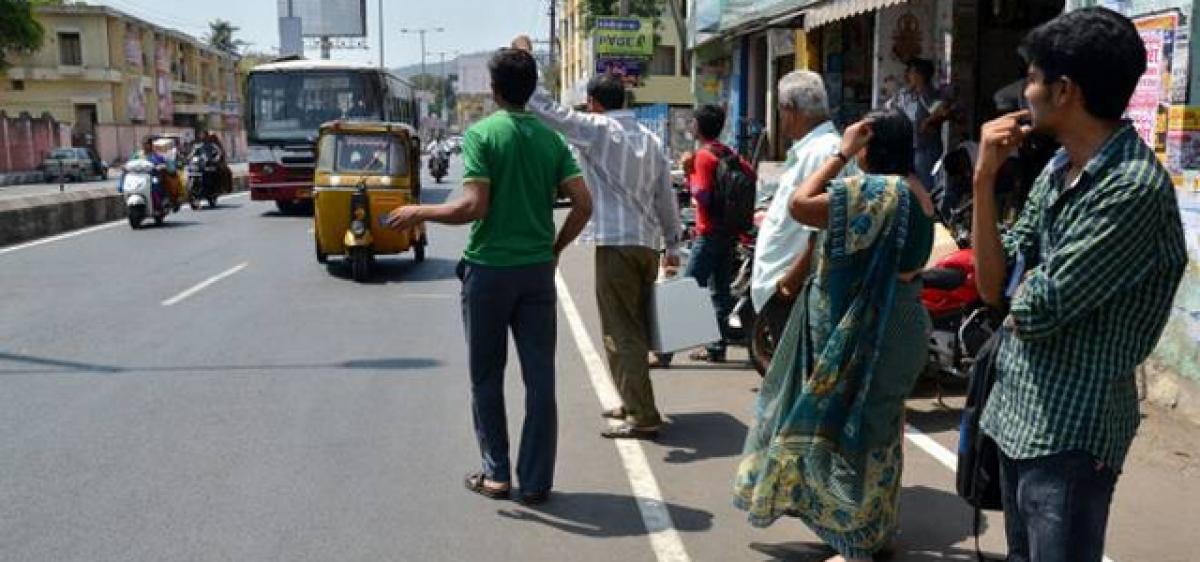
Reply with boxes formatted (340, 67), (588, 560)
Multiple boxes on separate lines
(691, 0), (1200, 423)
(455, 52), (496, 129)
(0, 3), (245, 164)
(558, 0), (697, 159)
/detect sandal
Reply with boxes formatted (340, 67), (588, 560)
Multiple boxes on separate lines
(463, 471), (511, 500)
(601, 422), (660, 440)
(600, 407), (627, 420)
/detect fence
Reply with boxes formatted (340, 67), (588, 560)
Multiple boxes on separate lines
(0, 112), (72, 173)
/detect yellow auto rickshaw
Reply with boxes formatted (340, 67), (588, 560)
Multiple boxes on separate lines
(312, 121), (426, 282)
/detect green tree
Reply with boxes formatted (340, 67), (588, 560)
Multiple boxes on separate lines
(205, 19), (246, 56)
(0, 0), (47, 70)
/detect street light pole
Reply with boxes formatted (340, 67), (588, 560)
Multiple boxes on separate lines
(378, 0), (384, 68)
(399, 27), (445, 82)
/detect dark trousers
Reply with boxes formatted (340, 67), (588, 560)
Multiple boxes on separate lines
(460, 260), (558, 494)
(595, 246), (662, 427)
(686, 234), (735, 354)
(999, 450), (1118, 562)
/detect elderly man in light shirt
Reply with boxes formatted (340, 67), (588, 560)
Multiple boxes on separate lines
(513, 36), (683, 441)
(751, 70), (853, 346)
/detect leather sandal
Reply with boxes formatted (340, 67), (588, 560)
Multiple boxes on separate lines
(463, 471), (510, 500)
(601, 422), (660, 440)
(600, 407), (627, 420)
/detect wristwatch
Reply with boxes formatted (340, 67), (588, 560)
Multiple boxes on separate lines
(831, 150), (850, 164)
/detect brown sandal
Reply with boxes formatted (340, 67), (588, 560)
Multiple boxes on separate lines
(601, 422), (660, 440)
(601, 407), (627, 420)
(463, 471), (511, 500)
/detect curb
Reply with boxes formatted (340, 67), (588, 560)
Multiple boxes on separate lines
(0, 175), (249, 247)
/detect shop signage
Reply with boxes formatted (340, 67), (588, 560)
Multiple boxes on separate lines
(596, 57), (644, 78)
(593, 17), (655, 57)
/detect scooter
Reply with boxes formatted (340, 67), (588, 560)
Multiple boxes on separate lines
(120, 159), (171, 229)
(921, 248), (1001, 380)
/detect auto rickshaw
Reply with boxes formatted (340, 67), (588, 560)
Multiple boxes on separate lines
(312, 121), (427, 282)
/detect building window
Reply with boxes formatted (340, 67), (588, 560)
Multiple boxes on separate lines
(11, 80), (25, 91)
(58, 32), (82, 66)
(649, 45), (676, 76)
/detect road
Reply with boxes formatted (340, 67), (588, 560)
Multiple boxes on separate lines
(1, 159), (1197, 561)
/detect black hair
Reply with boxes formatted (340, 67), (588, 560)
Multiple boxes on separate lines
(1019, 7), (1146, 120)
(693, 104), (726, 140)
(587, 74), (626, 111)
(906, 58), (936, 84)
(863, 108), (914, 176)
(488, 48), (538, 107)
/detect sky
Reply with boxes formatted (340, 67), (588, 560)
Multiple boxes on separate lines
(88, 0), (549, 68)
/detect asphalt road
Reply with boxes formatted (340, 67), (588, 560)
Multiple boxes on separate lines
(1, 159), (1197, 561)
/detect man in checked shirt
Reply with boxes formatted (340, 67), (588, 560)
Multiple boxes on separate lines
(972, 8), (1186, 561)
(514, 36), (683, 440)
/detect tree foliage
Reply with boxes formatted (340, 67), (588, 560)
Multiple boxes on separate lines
(0, 0), (47, 70)
(205, 19), (246, 56)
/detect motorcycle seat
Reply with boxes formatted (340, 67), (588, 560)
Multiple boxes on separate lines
(922, 267), (967, 291)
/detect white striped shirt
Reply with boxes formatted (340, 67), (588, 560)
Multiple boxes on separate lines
(527, 90), (682, 252)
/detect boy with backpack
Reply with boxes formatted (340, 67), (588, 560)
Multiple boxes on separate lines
(678, 104), (756, 363)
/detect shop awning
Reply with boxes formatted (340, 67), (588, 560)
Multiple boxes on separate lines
(802, 0), (912, 29)
(718, 0), (821, 34)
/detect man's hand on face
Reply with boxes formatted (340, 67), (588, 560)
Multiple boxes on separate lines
(977, 109), (1032, 180)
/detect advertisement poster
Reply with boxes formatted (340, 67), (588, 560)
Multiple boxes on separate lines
(593, 18), (655, 57)
(1130, 12), (1180, 149)
(596, 57), (645, 87)
(124, 33), (142, 72)
(155, 43), (173, 123)
(126, 76), (145, 122)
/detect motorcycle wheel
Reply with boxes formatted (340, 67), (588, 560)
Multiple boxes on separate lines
(189, 197), (201, 210)
(349, 248), (371, 282)
(128, 207), (145, 229)
(750, 316), (775, 377)
(153, 214), (165, 226)
(208, 195), (219, 208)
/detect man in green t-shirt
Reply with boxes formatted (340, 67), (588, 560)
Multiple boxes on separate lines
(384, 48), (592, 506)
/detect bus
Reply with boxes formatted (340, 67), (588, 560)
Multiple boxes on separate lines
(245, 59), (418, 212)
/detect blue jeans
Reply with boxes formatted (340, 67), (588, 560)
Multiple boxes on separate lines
(999, 450), (1118, 562)
(686, 234), (735, 355)
(460, 260), (558, 494)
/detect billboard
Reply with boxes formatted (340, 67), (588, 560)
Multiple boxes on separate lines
(593, 17), (655, 57)
(277, 0), (367, 38)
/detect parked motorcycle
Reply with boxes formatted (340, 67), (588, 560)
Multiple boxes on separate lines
(186, 147), (223, 209)
(120, 159), (171, 229)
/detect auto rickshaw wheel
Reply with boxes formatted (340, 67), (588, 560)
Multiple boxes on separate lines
(414, 235), (426, 263)
(314, 233), (327, 264)
(208, 196), (219, 208)
(275, 200), (294, 214)
(349, 248), (371, 282)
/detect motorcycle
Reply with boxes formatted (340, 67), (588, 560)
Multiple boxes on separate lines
(120, 159), (171, 229)
(186, 147), (223, 209)
(428, 150), (449, 183)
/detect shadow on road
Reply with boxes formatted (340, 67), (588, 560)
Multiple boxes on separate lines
(0, 351), (440, 375)
(657, 412), (748, 464)
(905, 407), (963, 434)
(497, 491), (713, 537)
(325, 256), (459, 284)
(146, 220), (202, 229)
(748, 484), (993, 561)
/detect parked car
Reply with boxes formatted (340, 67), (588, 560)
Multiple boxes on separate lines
(40, 147), (108, 182)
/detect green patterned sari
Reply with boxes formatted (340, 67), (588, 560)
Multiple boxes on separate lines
(733, 174), (916, 558)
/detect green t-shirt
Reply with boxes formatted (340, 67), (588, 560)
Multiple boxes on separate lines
(461, 110), (582, 267)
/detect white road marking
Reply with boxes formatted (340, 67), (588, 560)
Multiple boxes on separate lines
(903, 424), (1119, 562)
(555, 272), (692, 562)
(0, 190), (251, 256)
(0, 220), (123, 255)
(161, 262), (249, 306)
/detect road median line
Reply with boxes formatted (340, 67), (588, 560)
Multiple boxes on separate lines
(162, 262), (249, 307)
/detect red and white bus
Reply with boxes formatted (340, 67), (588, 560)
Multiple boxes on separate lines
(244, 59), (418, 212)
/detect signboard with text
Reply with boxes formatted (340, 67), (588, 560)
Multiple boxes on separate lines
(593, 17), (655, 57)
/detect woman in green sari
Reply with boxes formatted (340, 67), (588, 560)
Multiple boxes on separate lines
(733, 109), (935, 562)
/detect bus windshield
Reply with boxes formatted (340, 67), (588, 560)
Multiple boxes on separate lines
(248, 70), (384, 143)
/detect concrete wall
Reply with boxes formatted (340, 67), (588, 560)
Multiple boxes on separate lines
(0, 112), (72, 173)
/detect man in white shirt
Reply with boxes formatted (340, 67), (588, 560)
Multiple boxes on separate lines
(514, 36), (683, 440)
(751, 70), (851, 346)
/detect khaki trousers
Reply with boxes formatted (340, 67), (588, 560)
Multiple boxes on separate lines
(594, 246), (662, 427)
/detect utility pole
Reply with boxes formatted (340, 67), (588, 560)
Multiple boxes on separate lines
(619, 0), (630, 16)
(377, 0), (385, 68)
(399, 27), (445, 82)
(433, 50), (460, 123)
(548, 0), (557, 68)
